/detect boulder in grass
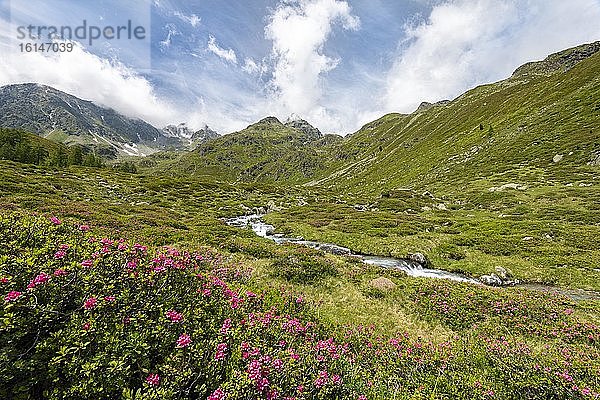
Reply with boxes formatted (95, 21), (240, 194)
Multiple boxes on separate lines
(370, 277), (396, 291)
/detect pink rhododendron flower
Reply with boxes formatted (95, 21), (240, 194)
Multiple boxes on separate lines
(4, 291), (22, 302)
(50, 216), (61, 225)
(207, 388), (226, 400)
(54, 250), (67, 259)
(272, 359), (283, 370)
(82, 322), (91, 331)
(176, 333), (192, 348)
(104, 295), (116, 302)
(134, 243), (148, 252)
(314, 370), (328, 388)
(166, 310), (183, 323)
(79, 224), (90, 232)
(100, 238), (114, 246)
(84, 297), (97, 310)
(81, 259), (93, 268)
(146, 373), (160, 386)
(357, 396), (367, 400)
(296, 295), (304, 304)
(220, 318), (232, 335)
(1, 277), (9, 284)
(27, 272), (50, 289)
(215, 343), (227, 361)
(53, 269), (68, 277)
(558, 371), (573, 382)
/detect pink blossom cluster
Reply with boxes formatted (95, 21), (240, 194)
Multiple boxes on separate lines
(146, 373), (160, 386)
(4, 290), (22, 302)
(27, 272), (50, 289)
(207, 388), (226, 400)
(215, 343), (228, 361)
(84, 297), (97, 310)
(220, 318), (232, 335)
(176, 333), (192, 348)
(166, 309), (184, 323)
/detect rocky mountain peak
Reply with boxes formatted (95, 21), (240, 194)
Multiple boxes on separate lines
(257, 116), (283, 125)
(163, 123), (194, 139)
(192, 125), (219, 141)
(283, 115), (322, 140)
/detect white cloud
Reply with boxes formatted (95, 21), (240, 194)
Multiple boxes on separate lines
(207, 35), (238, 64)
(265, 0), (359, 132)
(242, 57), (268, 75)
(385, 0), (600, 113)
(174, 11), (201, 27)
(0, 39), (185, 128)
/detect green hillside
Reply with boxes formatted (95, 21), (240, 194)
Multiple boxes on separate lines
(314, 41), (600, 194)
(155, 42), (600, 194)
(255, 43), (600, 291)
(0, 127), (103, 168)
(157, 117), (342, 182)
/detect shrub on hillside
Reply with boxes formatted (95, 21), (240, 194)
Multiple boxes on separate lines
(270, 251), (338, 284)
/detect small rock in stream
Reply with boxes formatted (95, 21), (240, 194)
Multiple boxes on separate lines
(407, 252), (430, 267)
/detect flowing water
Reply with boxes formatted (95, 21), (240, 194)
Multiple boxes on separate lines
(226, 214), (479, 284)
(226, 214), (600, 301)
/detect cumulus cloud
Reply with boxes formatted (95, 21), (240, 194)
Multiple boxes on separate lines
(265, 0), (359, 131)
(242, 57), (268, 75)
(207, 35), (237, 64)
(0, 39), (184, 128)
(385, 0), (600, 113)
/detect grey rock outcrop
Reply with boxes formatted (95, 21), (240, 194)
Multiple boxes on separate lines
(407, 252), (430, 267)
(284, 114), (322, 141)
(479, 274), (503, 287)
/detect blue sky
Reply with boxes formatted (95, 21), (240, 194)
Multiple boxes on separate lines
(1, 0), (600, 134)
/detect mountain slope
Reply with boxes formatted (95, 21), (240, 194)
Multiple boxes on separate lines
(156, 42), (600, 190)
(0, 83), (174, 157)
(310, 41), (600, 195)
(159, 116), (341, 182)
(162, 123), (219, 149)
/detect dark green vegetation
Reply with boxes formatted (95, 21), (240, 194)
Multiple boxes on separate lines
(1, 42), (600, 399)
(0, 128), (103, 168)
